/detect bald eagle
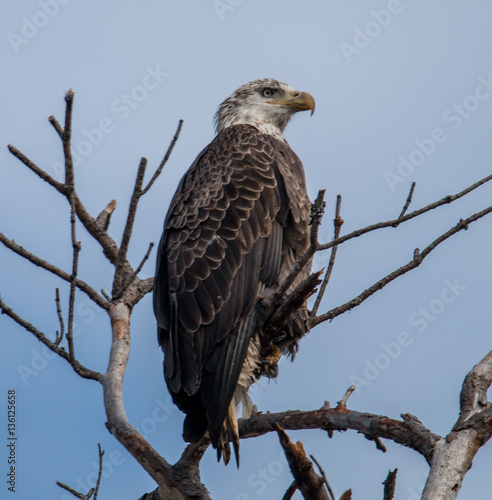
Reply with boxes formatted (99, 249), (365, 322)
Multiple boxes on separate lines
(153, 78), (315, 465)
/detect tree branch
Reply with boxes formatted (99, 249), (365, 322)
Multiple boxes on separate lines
(101, 302), (211, 499)
(96, 199), (117, 231)
(310, 454), (337, 500)
(282, 481), (298, 500)
(49, 114), (64, 138)
(56, 481), (94, 500)
(382, 468), (398, 500)
(142, 120), (183, 195)
(239, 404), (439, 464)
(275, 424), (330, 500)
(0, 232), (108, 309)
(7, 96), (123, 267)
(56, 444), (104, 500)
(312, 204), (492, 327)
(114, 242), (155, 301)
(421, 349), (492, 499)
(113, 157), (148, 296)
(7, 144), (65, 192)
(0, 296), (101, 381)
(395, 182), (416, 223)
(66, 192), (81, 362)
(55, 288), (65, 345)
(317, 173), (492, 253)
(113, 120), (183, 297)
(62, 89), (75, 188)
(310, 194), (343, 320)
(94, 444), (104, 500)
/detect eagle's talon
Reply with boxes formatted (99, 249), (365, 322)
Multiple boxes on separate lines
(267, 332), (287, 343)
(260, 344), (282, 371)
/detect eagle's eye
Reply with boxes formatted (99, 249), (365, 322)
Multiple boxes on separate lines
(261, 88), (276, 98)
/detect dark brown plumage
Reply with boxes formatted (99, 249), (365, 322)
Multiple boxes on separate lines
(153, 79), (314, 465)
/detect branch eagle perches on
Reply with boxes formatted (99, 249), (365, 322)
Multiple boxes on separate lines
(2, 91), (492, 499)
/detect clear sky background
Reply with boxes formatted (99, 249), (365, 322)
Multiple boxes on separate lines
(2, 1), (492, 499)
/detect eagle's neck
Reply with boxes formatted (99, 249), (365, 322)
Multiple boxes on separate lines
(216, 107), (290, 143)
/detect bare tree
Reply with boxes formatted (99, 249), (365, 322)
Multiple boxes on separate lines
(3, 91), (492, 499)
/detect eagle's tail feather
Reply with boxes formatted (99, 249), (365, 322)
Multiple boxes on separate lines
(216, 401), (240, 467)
(227, 402), (240, 468)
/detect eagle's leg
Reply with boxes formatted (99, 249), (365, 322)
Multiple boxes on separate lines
(259, 343), (282, 376)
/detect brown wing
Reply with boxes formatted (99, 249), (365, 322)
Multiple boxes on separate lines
(153, 124), (310, 447)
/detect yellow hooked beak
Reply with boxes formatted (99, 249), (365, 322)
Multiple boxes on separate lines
(268, 90), (316, 115)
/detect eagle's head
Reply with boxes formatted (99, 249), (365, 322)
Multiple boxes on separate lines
(215, 78), (315, 141)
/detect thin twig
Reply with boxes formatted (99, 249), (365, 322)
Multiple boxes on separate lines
(133, 242), (155, 276)
(337, 386), (356, 408)
(310, 454), (337, 500)
(63, 89), (75, 187)
(56, 481), (94, 500)
(282, 481), (298, 500)
(93, 444), (104, 500)
(7, 145), (65, 192)
(49, 114), (64, 138)
(309, 190), (326, 241)
(96, 199), (117, 231)
(55, 446), (103, 500)
(312, 204), (492, 327)
(310, 194), (343, 320)
(112, 121), (184, 296)
(0, 233), (108, 309)
(55, 288), (65, 345)
(318, 173), (492, 253)
(395, 182), (416, 222)
(8, 138), (124, 267)
(0, 297), (100, 381)
(142, 119), (183, 194)
(9, 93), (125, 269)
(113, 157), (147, 296)
(114, 242), (155, 300)
(71, 192), (125, 267)
(364, 434), (387, 453)
(66, 193), (81, 362)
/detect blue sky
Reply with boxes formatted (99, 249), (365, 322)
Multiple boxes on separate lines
(2, 1), (492, 499)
